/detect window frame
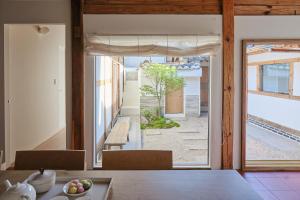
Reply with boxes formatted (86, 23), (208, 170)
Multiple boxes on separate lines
(241, 39), (300, 171)
(247, 58), (299, 100)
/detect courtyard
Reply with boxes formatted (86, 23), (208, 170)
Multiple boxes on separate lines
(247, 122), (300, 161)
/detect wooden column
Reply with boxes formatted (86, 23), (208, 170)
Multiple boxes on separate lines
(71, 0), (84, 150)
(222, 0), (234, 169)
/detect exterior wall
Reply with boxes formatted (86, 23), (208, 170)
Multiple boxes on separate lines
(294, 62), (300, 96)
(184, 77), (201, 116)
(185, 95), (200, 116)
(235, 16), (300, 169)
(247, 66), (257, 91)
(246, 51), (300, 132)
(248, 93), (300, 131)
(140, 96), (164, 114)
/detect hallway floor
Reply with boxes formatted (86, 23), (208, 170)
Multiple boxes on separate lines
(241, 172), (300, 200)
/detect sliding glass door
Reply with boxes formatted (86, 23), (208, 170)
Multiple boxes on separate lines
(242, 40), (300, 169)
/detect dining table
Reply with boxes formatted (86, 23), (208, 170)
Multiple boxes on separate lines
(0, 170), (262, 200)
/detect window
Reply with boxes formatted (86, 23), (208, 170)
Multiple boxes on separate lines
(260, 63), (290, 94)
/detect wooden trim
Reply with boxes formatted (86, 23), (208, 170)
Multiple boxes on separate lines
(222, 0), (234, 169)
(241, 40), (248, 171)
(248, 57), (300, 66)
(83, 4), (221, 14)
(248, 90), (300, 101)
(235, 5), (300, 15)
(235, 0), (300, 6)
(71, 0), (84, 150)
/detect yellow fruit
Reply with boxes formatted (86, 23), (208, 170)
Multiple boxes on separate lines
(68, 186), (77, 194)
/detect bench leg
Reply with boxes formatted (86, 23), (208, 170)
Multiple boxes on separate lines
(127, 135), (129, 141)
(120, 145), (123, 150)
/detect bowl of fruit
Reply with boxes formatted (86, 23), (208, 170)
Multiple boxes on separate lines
(63, 179), (93, 197)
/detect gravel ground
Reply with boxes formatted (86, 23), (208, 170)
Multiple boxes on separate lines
(247, 123), (300, 160)
(142, 116), (209, 165)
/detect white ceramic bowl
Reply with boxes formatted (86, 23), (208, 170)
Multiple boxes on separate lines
(63, 179), (93, 197)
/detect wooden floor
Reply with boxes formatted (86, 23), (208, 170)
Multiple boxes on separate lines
(241, 172), (300, 200)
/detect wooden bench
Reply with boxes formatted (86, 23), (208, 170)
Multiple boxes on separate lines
(104, 117), (130, 150)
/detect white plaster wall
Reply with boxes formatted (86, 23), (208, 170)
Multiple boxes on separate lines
(5, 24), (66, 164)
(248, 66), (257, 90)
(235, 16), (300, 169)
(248, 94), (300, 131)
(0, 0), (71, 166)
(83, 15), (223, 169)
(294, 62), (300, 96)
(184, 77), (200, 96)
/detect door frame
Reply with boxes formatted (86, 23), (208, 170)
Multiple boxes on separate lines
(3, 23), (67, 169)
(241, 39), (300, 171)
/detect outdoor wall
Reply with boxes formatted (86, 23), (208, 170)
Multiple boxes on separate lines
(248, 52), (300, 63)
(5, 24), (66, 165)
(83, 15), (223, 169)
(0, 0), (71, 166)
(248, 94), (300, 131)
(184, 77), (201, 116)
(247, 66), (257, 91)
(235, 16), (300, 169)
(294, 62), (300, 96)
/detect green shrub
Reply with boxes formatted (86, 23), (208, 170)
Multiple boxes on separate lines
(140, 116), (180, 130)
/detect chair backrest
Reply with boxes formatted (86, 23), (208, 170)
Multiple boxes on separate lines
(15, 150), (85, 170)
(102, 150), (172, 170)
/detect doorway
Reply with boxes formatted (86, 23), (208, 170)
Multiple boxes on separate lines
(4, 24), (67, 168)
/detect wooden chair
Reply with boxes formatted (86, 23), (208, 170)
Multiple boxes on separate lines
(102, 150), (172, 170)
(14, 150), (85, 170)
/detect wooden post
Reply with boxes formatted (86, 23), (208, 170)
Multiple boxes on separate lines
(71, 0), (84, 150)
(222, 0), (234, 169)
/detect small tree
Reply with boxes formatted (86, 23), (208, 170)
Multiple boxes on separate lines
(140, 63), (184, 117)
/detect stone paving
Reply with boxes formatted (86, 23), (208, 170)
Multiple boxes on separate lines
(142, 116), (209, 165)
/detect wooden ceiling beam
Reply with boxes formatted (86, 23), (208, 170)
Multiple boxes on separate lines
(84, 4), (221, 14)
(235, 0), (300, 6)
(235, 5), (300, 15)
(84, 0), (222, 6)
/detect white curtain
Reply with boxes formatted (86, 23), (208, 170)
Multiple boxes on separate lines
(85, 34), (221, 56)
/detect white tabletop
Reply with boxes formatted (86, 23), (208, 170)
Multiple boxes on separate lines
(0, 170), (262, 200)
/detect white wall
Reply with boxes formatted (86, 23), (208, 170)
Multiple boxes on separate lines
(248, 66), (257, 90)
(248, 93), (300, 131)
(0, 0), (71, 166)
(5, 24), (66, 164)
(294, 62), (300, 96)
(184, 77), (200, 96)
(83, 15), (223, 169)
(235, 16), (300, 169)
